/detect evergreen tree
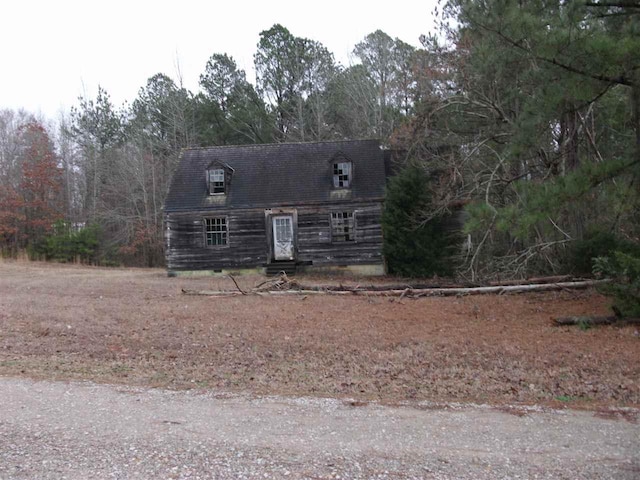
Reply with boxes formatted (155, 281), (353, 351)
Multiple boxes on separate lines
(399, 0), (640, 279)
(197, 54), (271, 145)
(382, 163), (460, 277)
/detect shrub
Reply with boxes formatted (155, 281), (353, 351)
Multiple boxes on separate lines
(34, 221), (100, 264)
(565, 228), (640, 275)
(593, 251), (640, 318)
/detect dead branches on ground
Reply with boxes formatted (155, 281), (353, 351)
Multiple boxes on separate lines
(181, 274), (608, 298)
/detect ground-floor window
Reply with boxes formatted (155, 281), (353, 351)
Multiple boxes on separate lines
(331, 211), (355, 242)
(205, 217), (228, 246)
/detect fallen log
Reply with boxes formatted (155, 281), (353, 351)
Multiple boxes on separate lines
(285, 282), (466, 291)
(488, 275), (573, 286)
(554, 315), (617, 326)
(408, 280), (605, 296)
(252, 273), (579, 292)
(553, 315), (640, 326)
(182, 279), (607, 297)
(291, 281), (478, 292)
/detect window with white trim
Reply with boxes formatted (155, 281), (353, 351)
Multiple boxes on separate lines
(333, 161), (352, 188)
(205, 217), (228, 246)
(331, 211), (355, 242)
(208, 168), (225, 195)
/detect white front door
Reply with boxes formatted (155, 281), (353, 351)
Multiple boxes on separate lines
(272, 215), (294, 260)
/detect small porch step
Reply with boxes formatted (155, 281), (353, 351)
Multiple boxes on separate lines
(266, 261), (297, 276)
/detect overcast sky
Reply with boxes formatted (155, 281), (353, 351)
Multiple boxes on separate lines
(0, 1), (438, 120)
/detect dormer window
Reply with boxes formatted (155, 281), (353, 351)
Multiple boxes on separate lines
(333, 161), (352, 188)
(208, 168), (225, 194)
(206, 161), (233, 196)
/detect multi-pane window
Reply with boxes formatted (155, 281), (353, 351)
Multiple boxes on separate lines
(208, 168), (225, 194)
(331, 211), (355, 242)
(205, 217), (227, 246)
(274, 216), (293, 242)
(333, 162), (352, 188)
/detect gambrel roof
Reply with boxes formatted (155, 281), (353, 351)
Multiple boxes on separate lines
(164, 139), (386, 212)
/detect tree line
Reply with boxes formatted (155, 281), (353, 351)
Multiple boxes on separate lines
(386, 0), (639, 282)
(1, 1), (639, 284)
(1, 24), (420, 266)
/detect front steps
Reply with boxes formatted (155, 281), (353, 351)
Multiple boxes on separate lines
(265, 261), (297, 276)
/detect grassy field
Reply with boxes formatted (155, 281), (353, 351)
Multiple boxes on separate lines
(1, 260), (638, 408)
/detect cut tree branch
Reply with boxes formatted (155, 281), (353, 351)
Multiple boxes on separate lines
(553, 315), (640, 326)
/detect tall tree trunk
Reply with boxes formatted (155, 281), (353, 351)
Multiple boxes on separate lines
(632, 79), (640, 169)
(560, 106), (580, 174)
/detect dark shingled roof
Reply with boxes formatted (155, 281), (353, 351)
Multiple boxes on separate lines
(164, 139), (386, 212)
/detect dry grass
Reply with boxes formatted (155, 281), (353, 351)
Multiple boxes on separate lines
(1, 260), (638, 407)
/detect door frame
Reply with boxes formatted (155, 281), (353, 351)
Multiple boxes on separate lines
(265, 208), (297, 262)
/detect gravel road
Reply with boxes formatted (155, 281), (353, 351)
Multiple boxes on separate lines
(0, 378), (637, 479)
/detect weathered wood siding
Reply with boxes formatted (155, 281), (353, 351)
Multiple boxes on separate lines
(296, 203), (383, 266)
(165, 201), (384, 272)
(165, 208), (268, 271)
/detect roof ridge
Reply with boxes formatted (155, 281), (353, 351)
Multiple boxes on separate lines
(181, 138), (381, 152)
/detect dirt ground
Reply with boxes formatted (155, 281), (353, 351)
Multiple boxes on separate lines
(0, 260), (638, 408)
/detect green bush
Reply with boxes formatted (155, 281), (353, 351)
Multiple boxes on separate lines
(34, 221), (100, 264)
(593, 251), (640, 318)
(565, 228), (640, 275)
(382, 163), (460, 277)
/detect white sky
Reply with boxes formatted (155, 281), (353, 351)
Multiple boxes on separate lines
(0, 0), (438, 119)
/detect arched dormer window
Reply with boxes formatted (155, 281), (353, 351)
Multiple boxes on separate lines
(330, 152), (352, 189)
(206, 161), (234, 196)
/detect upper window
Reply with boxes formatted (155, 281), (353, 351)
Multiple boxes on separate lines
(331, 211), (355, 242)
(333, 161), (352, 188)
(208, 168), (225, 195)
(205, 217), (228, 246)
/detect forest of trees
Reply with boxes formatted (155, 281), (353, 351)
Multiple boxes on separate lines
(1, 1), (638, 281)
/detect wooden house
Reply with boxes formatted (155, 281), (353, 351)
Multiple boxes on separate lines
(163, 139), (387, 276)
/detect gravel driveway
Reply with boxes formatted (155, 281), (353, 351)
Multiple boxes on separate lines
(0, 378), (637, 479)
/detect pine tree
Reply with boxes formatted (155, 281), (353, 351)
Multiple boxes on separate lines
(382, 163), (460, 277)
